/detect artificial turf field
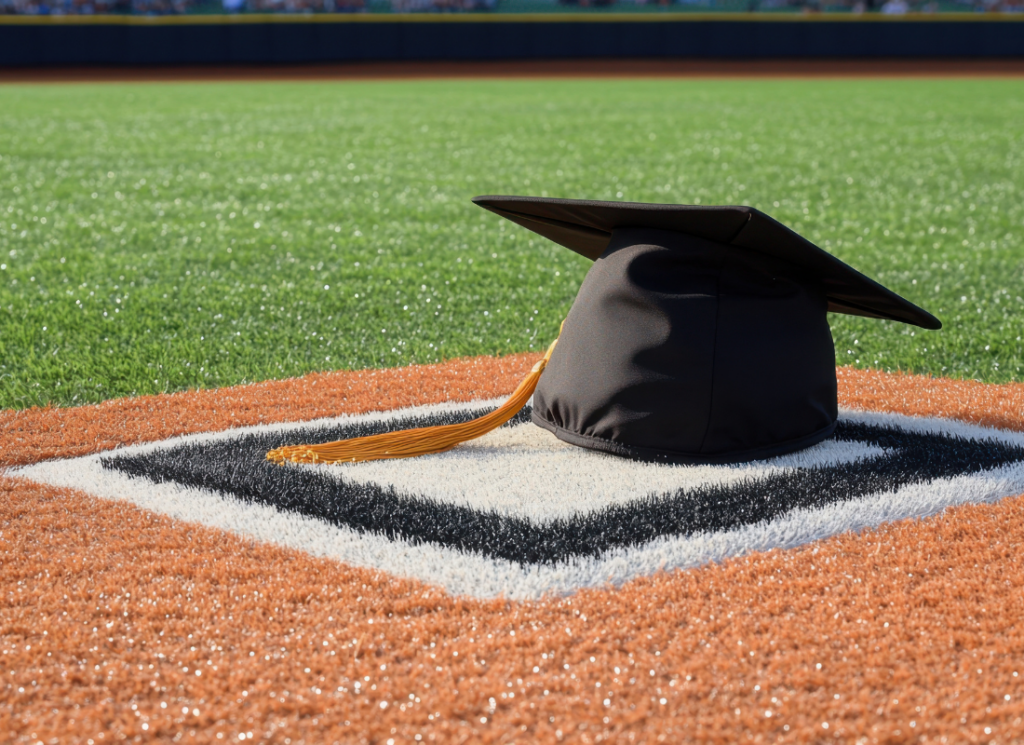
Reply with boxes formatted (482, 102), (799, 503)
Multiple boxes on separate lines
(1, 77), (1023, 410)
(5, 74), (1024, 745)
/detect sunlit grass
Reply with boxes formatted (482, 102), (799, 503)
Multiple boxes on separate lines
(0, 79), (1022, 410)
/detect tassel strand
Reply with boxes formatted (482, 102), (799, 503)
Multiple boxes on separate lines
(266, 330), (560, 465)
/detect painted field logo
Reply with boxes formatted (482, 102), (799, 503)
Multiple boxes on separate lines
(17, 400), (1024, 599)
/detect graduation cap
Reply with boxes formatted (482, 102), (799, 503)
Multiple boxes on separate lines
(473, 196), (940, 328)
(268, 196), (940, 467)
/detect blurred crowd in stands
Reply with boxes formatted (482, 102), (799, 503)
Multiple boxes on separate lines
(0, 0), (500, 11)
(1, 0), (1019, 15)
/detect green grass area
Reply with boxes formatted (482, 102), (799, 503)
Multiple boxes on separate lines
(1, 79), (1022, 410)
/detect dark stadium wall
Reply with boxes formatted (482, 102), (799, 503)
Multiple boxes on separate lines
(1, 15), (1022, 66)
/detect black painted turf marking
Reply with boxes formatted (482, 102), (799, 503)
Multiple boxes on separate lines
(102, 408), (1024, 565)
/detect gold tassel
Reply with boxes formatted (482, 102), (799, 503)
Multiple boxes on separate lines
(266, 328), (561, 466)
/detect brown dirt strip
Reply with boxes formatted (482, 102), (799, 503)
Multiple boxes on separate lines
(3, 359), (1024, 743)
(836, 366), (1024, 432)
(3, 356), (1024, 469)
(3, 58), (1024, 84)
(3, 474), (1024, 744)
(0, 352), (540, 469)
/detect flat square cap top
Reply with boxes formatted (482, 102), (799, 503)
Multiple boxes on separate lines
(473, 195), (940, 330)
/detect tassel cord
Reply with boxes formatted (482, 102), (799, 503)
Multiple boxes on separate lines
(266, 329), (560, 465)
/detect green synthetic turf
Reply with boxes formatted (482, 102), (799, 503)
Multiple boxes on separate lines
(1, 79), (1022, 410)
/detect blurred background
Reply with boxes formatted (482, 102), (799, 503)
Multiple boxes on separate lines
(2, 0), (1021, 20)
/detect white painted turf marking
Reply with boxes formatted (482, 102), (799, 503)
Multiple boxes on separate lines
(314, 417), (885, 522)
(12, 400), (1024, 600)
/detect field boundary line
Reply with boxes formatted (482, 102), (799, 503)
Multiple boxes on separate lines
(4, 59), (1024, 83)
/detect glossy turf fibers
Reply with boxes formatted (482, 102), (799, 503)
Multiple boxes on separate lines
(1, 79), (1022, 409)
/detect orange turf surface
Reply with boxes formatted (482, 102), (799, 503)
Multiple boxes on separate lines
(3, 357), (1024, 744)
(0, 353), (539, 469)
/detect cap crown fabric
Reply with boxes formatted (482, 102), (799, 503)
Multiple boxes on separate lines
(532, 227), (839, 464)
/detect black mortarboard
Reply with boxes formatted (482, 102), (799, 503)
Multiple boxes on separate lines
(474, 195), (941, 465)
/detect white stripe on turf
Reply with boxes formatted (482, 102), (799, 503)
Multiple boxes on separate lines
(315, 422), (886, 522)
(11, 402), (1024, 600)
